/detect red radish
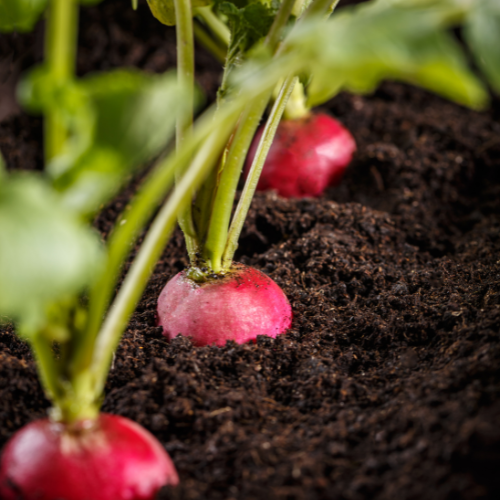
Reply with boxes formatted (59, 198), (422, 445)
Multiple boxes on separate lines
(245, 112), (356, 198)
(0, 414), (178, 500)
(157, 263), (292, 346)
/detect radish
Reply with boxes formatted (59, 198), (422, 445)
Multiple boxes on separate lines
(157, 264), (291, 346)
(0, 414), (178, 500)
(148, 0), (301, 347)
(245, 111), (356, 198)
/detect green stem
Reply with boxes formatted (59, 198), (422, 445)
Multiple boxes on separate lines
(31, 335), (64, 404)
(203, 94), (270, 273)
(194, 21), (227, 63)
(283, 79), (310, 120)
(202, 0), (297, 273)
(217, 38), (240, 106)
(91, 119), (238, 397)
(326, 0), (341, 17)
(177, 205), (199, 266)
(266, 0), (296, 50)
(71, 164), (178, 376)
(222, 76), (297, 268)
(301, 0), (339, 21)
(60, 369), (99, 424)
(174, 0), (195, 147)
(45, 0), (78, 162)
(31, 328), (98, 424)
(195, 6), (230, 47)
(174, 0), (200, 265)
(193, 158), (219, 244)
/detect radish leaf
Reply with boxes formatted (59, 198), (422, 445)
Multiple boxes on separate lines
(0, 175), (103, 332)
(218, 1), (278, 52)
(19, 69), (188, 215)
(80, 70), (183, 170)
(303, 1), (488, 109)
(0, 0), (47, 32)
(464, 0), (500, 94)
(215, 0), (278, 100)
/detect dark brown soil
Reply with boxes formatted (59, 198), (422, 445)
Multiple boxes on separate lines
(1, 1), (500, 499)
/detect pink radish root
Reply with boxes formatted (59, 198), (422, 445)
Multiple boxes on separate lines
(157, 263), (292, 346)
(245, 112), (356, 198)
(0, 414), (178, 500)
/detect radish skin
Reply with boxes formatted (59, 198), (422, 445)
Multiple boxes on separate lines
(0, 414), (178, 500)
(157, 264), (292, 346)
(245, 112), (356, 198)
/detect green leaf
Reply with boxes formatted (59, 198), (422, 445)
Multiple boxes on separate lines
(464, 0), (500, 94)
(51, 148), (125, 215)
(0, 175), (104, 333)
(218, 1), (278, 53)
(19, 68), (188, 215)
(229, 1), (488, 110)
(53, 70), (187, 215)
(215, 0), (278, 101)
(298, 1), (488, 109)
(292, 0), (312, 18)
(82, 70), (182, 169)
(376, 0), (472, 22)
(146, 0), (176, 25)
(0, 0), (47, 32)
(146, 0), (210, 26)
(404, 31), (488, 109)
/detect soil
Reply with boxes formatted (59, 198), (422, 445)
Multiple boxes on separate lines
(1, 1), (500, 499)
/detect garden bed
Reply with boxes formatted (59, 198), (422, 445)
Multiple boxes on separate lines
(1, 1), (500, 498)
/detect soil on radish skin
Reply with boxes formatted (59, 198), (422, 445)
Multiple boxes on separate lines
(2, 1), (500, 499)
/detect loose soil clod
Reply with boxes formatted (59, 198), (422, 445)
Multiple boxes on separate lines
(1, 1), (500, 499)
